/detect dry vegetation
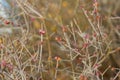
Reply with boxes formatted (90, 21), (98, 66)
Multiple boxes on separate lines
(0, 0), (120, 80)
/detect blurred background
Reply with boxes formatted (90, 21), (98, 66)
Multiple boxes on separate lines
(0, 0), (120, 80)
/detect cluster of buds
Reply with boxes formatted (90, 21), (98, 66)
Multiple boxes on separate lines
(31, 17), (35, 22)
(1, 60), (7, 68)
(54, 56), (61, 61)
(93, 0), (101, 21)
(84, 33), (90, 40)
(0, 60), (13, 72)
(4, 20), (10, 25)
(39, 29), (46, 35)
(55, 36), (66, 45)
(6, 64), (14, 72)
(62, 26), (67, 32)
(3, 19), (18, 27)
(111, 67), (116, 71)
(55, 37), (62, 42)
(93, 0), (98, 8)
(82, 42), (89, 49)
